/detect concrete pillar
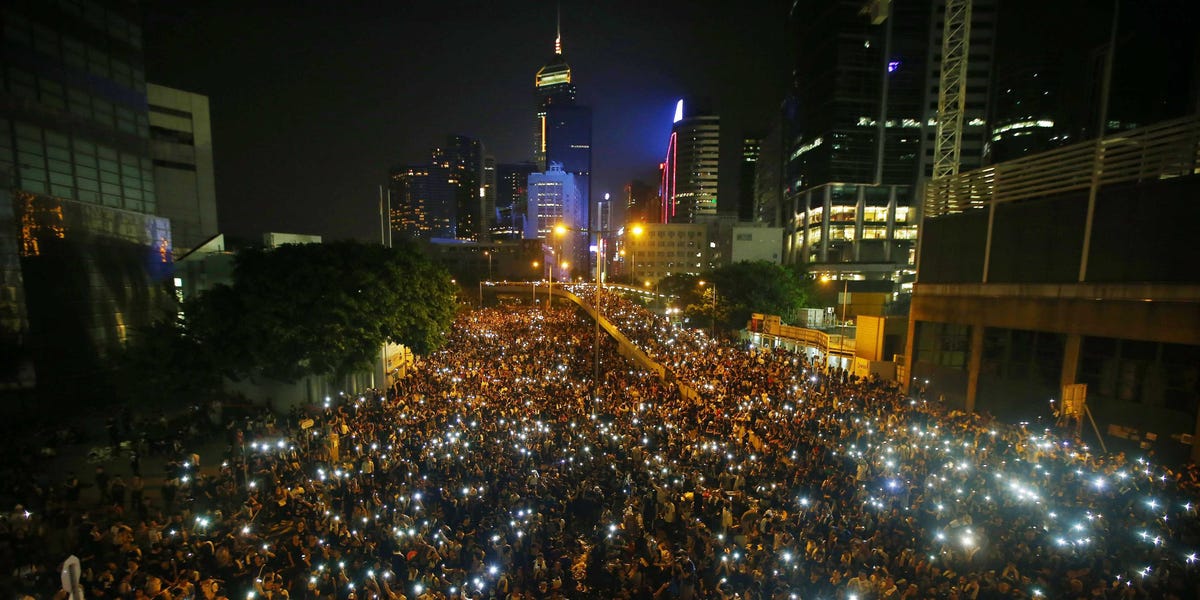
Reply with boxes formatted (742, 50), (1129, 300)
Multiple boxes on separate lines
(1060, 334), (1082, 389)
(902, 316), (917, 395)
(964, 323), (985, 414)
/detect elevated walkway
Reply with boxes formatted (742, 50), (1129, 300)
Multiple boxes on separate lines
(486, 283), (667, 380)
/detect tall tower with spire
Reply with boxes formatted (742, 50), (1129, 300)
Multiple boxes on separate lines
(534, 9), (576, 169)
(528, 9), (592, 276)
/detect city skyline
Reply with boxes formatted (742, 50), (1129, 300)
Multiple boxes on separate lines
(142, 0), (792, 242)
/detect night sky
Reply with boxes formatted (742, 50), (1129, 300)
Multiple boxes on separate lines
(142, 0), (791, 242)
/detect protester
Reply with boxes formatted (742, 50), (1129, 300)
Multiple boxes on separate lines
(5, 295), (1200, 600)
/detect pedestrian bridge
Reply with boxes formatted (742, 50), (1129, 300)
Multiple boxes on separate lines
(483, 282), (668, 381)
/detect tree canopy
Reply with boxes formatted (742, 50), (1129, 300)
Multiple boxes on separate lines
(661, 261), (811, 331)
(186, 240), (456, 382)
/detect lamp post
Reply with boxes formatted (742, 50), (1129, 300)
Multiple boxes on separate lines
(629, 224), (644, 283)
(531, 261), (540, 305)
(555, 222), (611, 384)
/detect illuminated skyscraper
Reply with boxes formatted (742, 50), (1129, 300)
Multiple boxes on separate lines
(525, 162), (582, 240)
(389, 164), (455, 240)
(661, 99), (720, 223)
(530, 13), (591, 258)
(534, 18), (576, 170)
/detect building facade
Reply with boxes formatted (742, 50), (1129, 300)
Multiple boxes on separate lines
(661, 100), (719, 224)
(907, 117), (1200, 460)
(532, 22), (592, 241)
(524, 163), (582, 240)
(738, 137), (760, 221)
(389, 164), (455, 240)
(626, 222), (713, 285)
(0, 0), (181, 395)
(533, 26), (576, 170)
(731, 225), (783, 265)
(434, 135), (483, 241)
(495, 162), (537, 239)
(147, 83), (217, 257)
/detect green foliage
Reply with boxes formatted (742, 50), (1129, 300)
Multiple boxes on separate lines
(187, 240), (456, 382)
(112, 317), (223, 407)
(670, 261), (811, 332)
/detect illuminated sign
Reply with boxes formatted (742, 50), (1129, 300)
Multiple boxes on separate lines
(673, 99), (684, 123)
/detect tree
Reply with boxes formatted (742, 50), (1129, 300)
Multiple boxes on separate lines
(187, 240), (456, 382)
(680, 261), (811, 331)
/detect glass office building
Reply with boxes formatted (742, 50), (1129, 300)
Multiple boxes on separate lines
(0, 0), (173, 394)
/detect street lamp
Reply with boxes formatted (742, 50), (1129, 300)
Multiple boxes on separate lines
(698, 280), (717, 338)
(629, 224), (645, 283)
(531, 260), (540, 304)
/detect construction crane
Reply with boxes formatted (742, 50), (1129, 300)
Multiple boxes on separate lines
(931, 0), (973, 182)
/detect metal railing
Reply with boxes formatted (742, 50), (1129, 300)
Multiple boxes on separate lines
(925, 116), (1200, 218)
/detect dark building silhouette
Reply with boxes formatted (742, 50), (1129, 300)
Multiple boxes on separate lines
(495, 162), (538, 239)
(0, 0), (177, 396)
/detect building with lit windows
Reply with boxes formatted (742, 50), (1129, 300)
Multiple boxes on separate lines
(524, 163), (582, 240)
(661, 99), (719, 224)
(533, 23), (576, 170)
(532, 19), (591, 242)
(781, 0), (993, 296)
(389, 164), (455, 240)
(0, 0), (177, 395)
(738, 137), (760, 220)
(986, 65), (1070, 162)
(481, 155), (496, 240)
(625, 222), (713, 285)
(526, 163), (586, 279)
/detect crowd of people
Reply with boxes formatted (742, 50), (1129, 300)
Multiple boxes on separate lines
(5, 289), (1200, 599)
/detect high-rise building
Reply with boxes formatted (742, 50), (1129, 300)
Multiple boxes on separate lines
(753, 111), (786, 227)
(147, 83), (218, 257)
(532, 16), (591, 246)
(495, 162), (538, 239)
(624, 180), (658, 225)
(533, 20), (577, 170)
(524, 163), (582, 240)
(987, 65), (1070, 162)
(916, 0), (997, 179)
(434, 135), (484, 241)
(389, 164), (455, 240)
(738, 137), (761, 221)
(0, 0), (177, 395)
(661, 99), (719, 224)
(780, 1), (949, 288)
(544, 104), (591, 222)
(481, 155), (496, 240)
